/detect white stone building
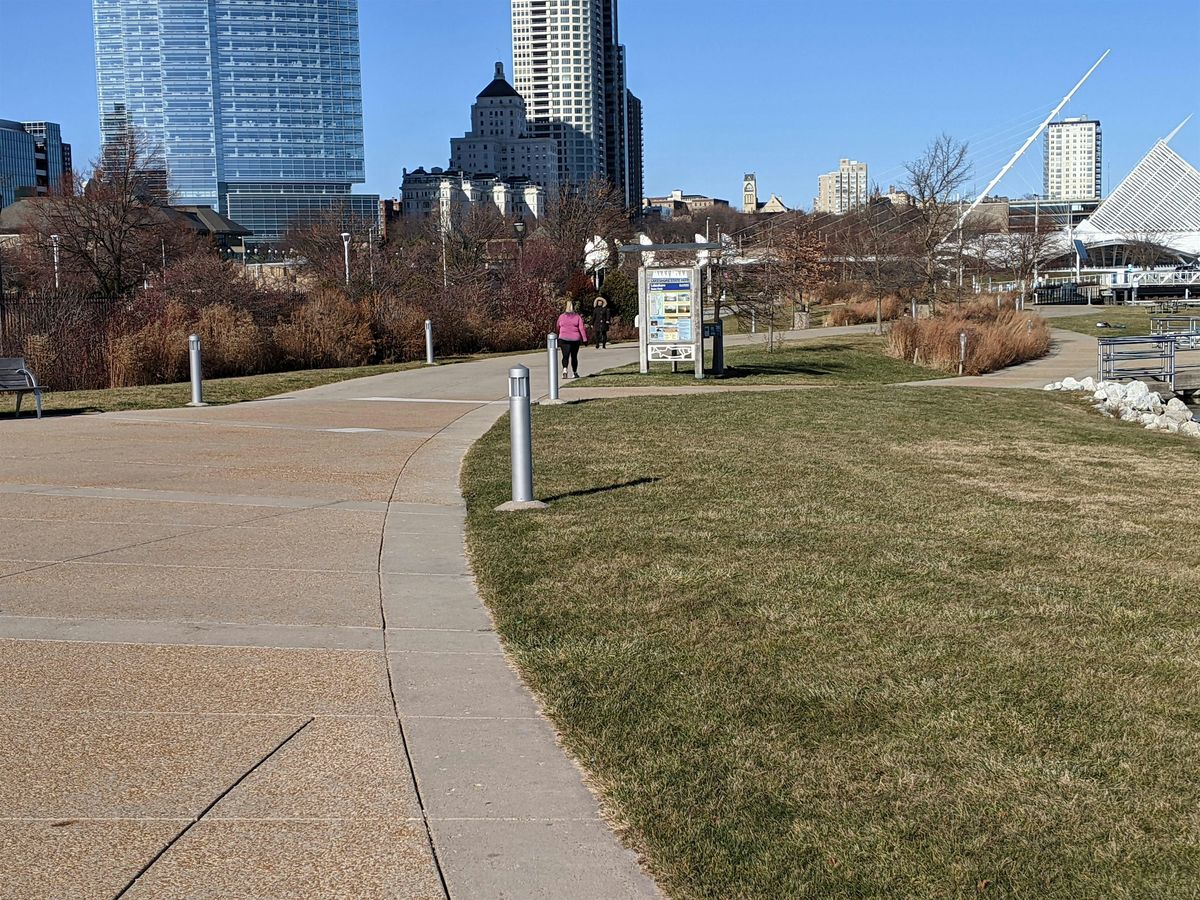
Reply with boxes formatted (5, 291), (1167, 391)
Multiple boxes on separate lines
(1044, 116), (1102, 200)
(450, 62), (559, 194)
(401, 168), (545, 227)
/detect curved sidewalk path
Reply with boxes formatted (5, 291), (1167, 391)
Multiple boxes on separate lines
(0, 343), (655, 898)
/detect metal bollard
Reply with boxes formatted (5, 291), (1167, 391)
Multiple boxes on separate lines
(496, 365), (546, 511)
(911, 298), (918, 320)
(959, 331), (967, 376)
(751, 309), (756, 333)
(425, 319), (434, 365)
(543, 332), (563, 404)
(187, 333), (206, 406)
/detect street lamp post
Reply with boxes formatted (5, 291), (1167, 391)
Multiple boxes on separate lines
(513, 217), (526, 264)
(50, 234), (61, 291)
(368, 225), (376, 286)
(341, 231), (351, 287)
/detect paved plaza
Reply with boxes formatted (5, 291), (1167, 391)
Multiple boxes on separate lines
(0, 344), (658, 898)
(0, 315), (1095, 896)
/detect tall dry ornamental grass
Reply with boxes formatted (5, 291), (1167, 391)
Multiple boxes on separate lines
(887, 307), (1050, 376)
(827, 296), (904, 327)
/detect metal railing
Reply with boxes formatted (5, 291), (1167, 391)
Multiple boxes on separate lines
(1152, 317), (1200, 349)
(1098, 332), (1200, 392)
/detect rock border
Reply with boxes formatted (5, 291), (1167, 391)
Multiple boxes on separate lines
(1043, 376), (1200, 438)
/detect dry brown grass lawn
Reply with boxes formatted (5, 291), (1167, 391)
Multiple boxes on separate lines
(463, 386), (1200, 898)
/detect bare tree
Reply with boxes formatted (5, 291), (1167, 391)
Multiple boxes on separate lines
(902, 134), (972, 312)
(732, 212), (826, 349)
(22, 131), (189, 296)
(985, 220), (1059, 306)
(537, 178), (629, 271)
(836, 196), (923, 333)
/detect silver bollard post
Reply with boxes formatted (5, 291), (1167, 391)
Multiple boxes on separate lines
(424, 319), (434, 365)
(496, 365), (546, 511)
(959, 331), (967, 376)
(187, 333), (206, 407)
(542, 333), (563, 405)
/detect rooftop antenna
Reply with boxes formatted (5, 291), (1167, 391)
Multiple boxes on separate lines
(947, 49), (1110, 240)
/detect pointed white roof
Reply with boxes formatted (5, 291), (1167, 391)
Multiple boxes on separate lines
(1085, 130), (1200, 234)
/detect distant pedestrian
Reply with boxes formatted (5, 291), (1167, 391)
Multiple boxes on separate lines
(556, 299), (588, 379)
(591, 296), (612, 349)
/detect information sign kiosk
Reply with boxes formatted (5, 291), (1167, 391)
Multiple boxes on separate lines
(638, 265), (703, 379)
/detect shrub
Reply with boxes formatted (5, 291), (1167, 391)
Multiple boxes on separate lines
(827, 296), (904, 327)
(273, 290), (374, 368)
(107, 300), (191, 387)
(194, 303), (264, 377)
(362, 292), (430, 362)
(816, 281), (867, 304)
(887, 309), (1050, 376)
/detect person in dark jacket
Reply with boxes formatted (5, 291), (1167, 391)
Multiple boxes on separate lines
(591, 296), (612, 349)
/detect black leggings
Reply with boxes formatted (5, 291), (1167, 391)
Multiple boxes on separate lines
(560, 340), (580, 373)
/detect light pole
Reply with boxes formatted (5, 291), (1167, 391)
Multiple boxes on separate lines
(513, 217), (526, 264)
(368, 225), (376, 286)
(50, 234), (61, 291)
(341, 231), (351, 287)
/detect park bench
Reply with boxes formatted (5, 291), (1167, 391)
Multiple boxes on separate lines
(0, 358), (44, 418)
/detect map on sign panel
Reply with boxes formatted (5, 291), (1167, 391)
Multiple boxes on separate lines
(647, 269), (694, 343)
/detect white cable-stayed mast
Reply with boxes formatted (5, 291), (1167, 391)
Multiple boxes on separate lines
(947, 49), (1110, 240)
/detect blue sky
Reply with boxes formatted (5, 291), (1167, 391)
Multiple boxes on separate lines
(1, 0), (1197, 208)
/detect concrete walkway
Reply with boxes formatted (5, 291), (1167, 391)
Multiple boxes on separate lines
(0, 309), (1095, 897)
(0, 343), (654, 898)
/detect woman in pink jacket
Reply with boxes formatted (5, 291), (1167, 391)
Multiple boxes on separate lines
(555, 299), (588, 379)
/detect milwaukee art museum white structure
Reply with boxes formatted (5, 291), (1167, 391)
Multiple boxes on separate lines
(1070, 120), (1200, 266)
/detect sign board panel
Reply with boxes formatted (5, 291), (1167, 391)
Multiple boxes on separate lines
(638, 265), (703, 378)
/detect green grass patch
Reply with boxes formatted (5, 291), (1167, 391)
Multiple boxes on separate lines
(1051, 306), (1152, 337)
(569, 336), (940, 388)
(36, 360), (441, 414)
(463, 388), (1200, 898)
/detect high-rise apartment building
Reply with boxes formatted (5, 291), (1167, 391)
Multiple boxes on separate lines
(0, 120), (72, 208)
(815, 159), (868, 214)
(450, 63), (559, 192)
(92, 0), (378, 242)
(511, 0), (641, 205)
(1044, 116), (1102, 200)
(625, 90), (643, 209)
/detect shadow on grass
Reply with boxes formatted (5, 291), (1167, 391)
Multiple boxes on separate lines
(541, 476), (659, 503)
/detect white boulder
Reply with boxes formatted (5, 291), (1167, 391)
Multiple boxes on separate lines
(1079, 376), (1097, 392)
(1124, 381), (1152, 410)
(1165, 399), (1195, 424)
(1061, 376), (1081, 391)
(1181, 421), (1200, 438)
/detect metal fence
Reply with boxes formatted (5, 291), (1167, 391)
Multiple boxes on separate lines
(1098, 332), (1200, 393)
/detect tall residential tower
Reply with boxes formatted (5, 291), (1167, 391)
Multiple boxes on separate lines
(92, 0), (378, 241)
(511, 0), (642, 205)
(1044, 116), (1102, 200)
(815, 159), (868, 214)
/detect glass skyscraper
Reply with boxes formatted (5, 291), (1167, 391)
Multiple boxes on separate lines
(93, 0), (378, 242)
(0, 120), (72, 209)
